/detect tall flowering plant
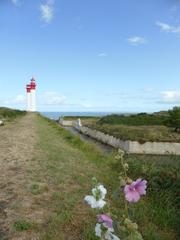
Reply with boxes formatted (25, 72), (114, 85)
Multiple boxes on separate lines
(84, 149), (147, 240)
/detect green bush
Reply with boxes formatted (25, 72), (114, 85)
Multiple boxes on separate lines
(98, 113), (169, 126)
(0, 107), (26, 120)
(165, 106), (180, 132)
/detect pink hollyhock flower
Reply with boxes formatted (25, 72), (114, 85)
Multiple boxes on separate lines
(124, 178), (147, 203)
(98, 214), (113, 229)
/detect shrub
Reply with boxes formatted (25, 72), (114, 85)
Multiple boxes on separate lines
(165, 106), (180, 132)
(0, 107), (26, 120)
(98, 113), (168, 126)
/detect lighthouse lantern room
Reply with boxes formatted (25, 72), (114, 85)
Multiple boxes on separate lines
(26, 77), (37, 112)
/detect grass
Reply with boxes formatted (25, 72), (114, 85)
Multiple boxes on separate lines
(84, 122), (180, 142)
(81, 112), (180, 142)
(63, 116), (100, 121)
(0, 107), (26, 122)
(122, 155), (180, 239)
(98, 113), (169, 126)
(21, 114), (179, 240)
(13, 220), (34, 231)
(29, 183), (48, 195)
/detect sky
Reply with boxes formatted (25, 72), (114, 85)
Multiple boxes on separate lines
(0, 0), (180, 112)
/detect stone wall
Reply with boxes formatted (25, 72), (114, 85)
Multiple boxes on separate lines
(128, 141), (180, 155)
(59, 118), (73, 127)
(73, 123), (180, 155)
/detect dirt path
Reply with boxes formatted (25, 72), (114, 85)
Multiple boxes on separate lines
(0, 113), (38, 240)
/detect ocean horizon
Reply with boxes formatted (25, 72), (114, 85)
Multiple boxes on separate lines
(41, 111), (130, 120)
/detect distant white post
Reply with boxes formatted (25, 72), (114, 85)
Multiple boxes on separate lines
(78, 118), (82, 127)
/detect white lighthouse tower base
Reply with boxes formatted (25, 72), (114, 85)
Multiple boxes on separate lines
(31, 89), (36, 112)
(27, 92), (31, 111)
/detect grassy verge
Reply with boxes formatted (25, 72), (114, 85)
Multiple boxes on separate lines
(63, 116), (100, 121)
(0, 107), (26, 122)
(22, 114), (179, 240)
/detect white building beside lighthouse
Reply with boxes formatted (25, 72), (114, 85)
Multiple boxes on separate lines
(26, 77), (37, 112)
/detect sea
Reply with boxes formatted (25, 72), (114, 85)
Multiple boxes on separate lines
(41, 112), (116, 120)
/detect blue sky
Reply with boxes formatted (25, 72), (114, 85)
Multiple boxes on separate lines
(0, 0), (180, 112)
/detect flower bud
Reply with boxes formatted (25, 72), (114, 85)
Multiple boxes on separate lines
(124, 163), (129, 171)
(126, 177), (133, 184)
(118, 149), (125, 156)
(124, 218), (138, 231)
(115, 155), (121, 160)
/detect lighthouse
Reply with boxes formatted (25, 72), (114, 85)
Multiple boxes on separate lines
(26, 77), (37, 112)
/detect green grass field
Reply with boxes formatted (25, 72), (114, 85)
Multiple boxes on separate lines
(27, 115), (179, 239)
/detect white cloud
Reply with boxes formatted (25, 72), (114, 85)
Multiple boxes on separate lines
(98, 52), (108, 57)
(127, 36), (147, 46)
(40, 0), (55, 23)
(41, 91), (68, 106)
(0, 94), (26, 106)
(156, 21), (180, 34)
(11, 0), (20, 6)
(161, 91), (180, 104)
(13, 94), (26, 104)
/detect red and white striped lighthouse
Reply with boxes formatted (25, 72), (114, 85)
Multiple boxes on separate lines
(26, 77), (37, 112)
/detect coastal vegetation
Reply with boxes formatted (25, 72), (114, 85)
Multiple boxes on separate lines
(63, 116), (99, 121)
(166, 107), (180, 132)
(97, 112), (169, 126)
(83, 109), (180, 143)
(34, 116), (180, 239)
(0, 113), (179, 239)
(0, 107), (26, 121)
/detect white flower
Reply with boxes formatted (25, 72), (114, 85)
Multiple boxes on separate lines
(92, 184), (107, 199)
(95, 223), (102, 237)
(84, 184), (107, 209)
(84, 196), (106, 209)
(95, 223), (120, 240)
(105, 230), (120, 240)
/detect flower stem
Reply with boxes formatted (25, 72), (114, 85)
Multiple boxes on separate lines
(120, 156), (129, 218)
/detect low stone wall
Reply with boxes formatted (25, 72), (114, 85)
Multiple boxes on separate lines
(128, 141), (180, 155)
(59, 118), (73, 127)
(73, 123), (180, 155)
